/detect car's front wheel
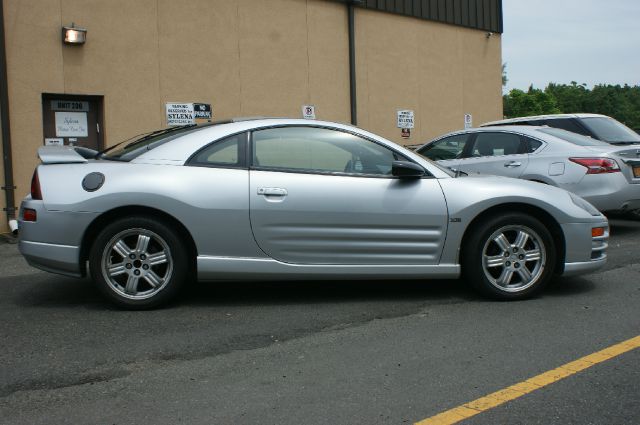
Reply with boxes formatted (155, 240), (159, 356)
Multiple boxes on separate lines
(462, 213), (556, 300)
(89, 217), (189, 309)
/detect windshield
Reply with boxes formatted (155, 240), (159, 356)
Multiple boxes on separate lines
(580, 117), (640, 143)
(99, 124), (207, 161)
(537, 127), (610, 147)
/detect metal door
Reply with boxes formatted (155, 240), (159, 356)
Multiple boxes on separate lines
(42, 94), (104, 150)
(458, 132), (529, 179)
(249, 170), (448, 265)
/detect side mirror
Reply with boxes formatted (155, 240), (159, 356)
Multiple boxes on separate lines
(391, 161), (425, 178)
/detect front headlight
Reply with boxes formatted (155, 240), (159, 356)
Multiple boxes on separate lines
(569, 192), (601, 216)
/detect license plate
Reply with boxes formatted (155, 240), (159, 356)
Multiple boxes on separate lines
(634, 166), (640, 178)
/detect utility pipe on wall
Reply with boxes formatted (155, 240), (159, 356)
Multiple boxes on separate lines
(0, 0), (16, 229)
(347, 1), (360, 126)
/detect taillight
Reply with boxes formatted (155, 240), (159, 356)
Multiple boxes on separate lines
(31, 170), (42, 200)
(569, 158), (620, 174)
(23, 208), (37, 222)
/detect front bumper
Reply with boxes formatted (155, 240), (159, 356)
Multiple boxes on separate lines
(560, 219), (608, 276)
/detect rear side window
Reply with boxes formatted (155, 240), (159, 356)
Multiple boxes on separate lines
(471, 133), (522, 157)
(418, 134), (469, 160)
(537, 127), (609, 147)
(188, 133), (246, 167)
(546, 118), (592, 137)
(525, 137), (544, 152)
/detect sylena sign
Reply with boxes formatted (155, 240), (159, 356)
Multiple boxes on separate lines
(55, 112), (88, 137)
(166, 103), (195, 126)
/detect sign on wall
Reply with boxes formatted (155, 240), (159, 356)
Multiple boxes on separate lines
(166, 103), (195, 126)
(194, 103), (212, 120)
(397, 110), (414, 129)
(44, 138), (64, 146)
(55, 111), (88, 137)
(464, 113), (473, 129)
(51, 100), (89, 112)
(302, 105), (316, 119)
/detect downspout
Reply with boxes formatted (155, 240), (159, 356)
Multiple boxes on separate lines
(347, 1), (360, 126)
(0, 0), (16, 231)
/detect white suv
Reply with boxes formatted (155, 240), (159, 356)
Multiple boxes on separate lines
(482, 113), (640, 146)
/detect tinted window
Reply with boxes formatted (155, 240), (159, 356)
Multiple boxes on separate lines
(546, 118), (592, 137)
(471, 133), (522, 157)
(536, 128), (610, 147)
(418, 134), (469, 160)
(525, 137), (544, 153)
(189, 133), (245, 167)
(100, 124), (211, 161)
(252, 127), (408, 176)
(580, 117), (640, 143)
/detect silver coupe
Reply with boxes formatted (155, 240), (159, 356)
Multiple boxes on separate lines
(19, 119), (609, 309)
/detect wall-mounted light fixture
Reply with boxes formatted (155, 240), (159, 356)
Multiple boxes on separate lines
(62, 23), (87, 45)
(485, 32), (494, 39)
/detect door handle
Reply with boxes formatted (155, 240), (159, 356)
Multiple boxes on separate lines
(257, 187), (288, 196)
(504, 161), (522, 168)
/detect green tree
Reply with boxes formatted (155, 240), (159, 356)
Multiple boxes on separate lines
(503, 86), (560, 117)
(503, 82), (640, 130)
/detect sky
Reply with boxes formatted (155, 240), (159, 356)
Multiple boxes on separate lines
(502, 0), (640, 91)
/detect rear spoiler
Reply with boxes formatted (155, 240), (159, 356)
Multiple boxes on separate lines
(37, 146), (88, 164)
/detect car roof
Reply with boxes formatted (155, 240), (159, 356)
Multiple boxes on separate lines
(481, 113), (606, 127)
(431, 125), (550, 139)
(420, 125), (616, 153)
(131, 117), (452, 178)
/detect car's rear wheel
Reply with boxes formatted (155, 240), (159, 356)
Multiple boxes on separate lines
(462, 213), (556, 300)
(89, 217), (188, 309)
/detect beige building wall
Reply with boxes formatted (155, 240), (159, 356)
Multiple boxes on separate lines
(355, 8), (502, 145)
(1, 0), (501, 233)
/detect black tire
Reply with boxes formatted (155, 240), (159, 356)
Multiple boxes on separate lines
(462, 213), (556, 300)
(89, 216), (189, 309)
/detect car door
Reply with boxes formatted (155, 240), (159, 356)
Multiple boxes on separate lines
(457, 131), (529, 178)
(416, 133), (470, 173)
(248, 126), (449, 265)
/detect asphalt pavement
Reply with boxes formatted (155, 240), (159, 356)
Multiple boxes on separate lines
(0, 218), (638, 424)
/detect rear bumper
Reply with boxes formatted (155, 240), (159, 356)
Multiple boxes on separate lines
(19, 240), (82, 278)
(18, 197), (96, 278)
(575, 173), (640, 212)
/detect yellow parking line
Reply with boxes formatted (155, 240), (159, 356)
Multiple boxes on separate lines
(415, 335), (640, 425)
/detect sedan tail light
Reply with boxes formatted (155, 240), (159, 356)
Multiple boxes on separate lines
(569, 158), (620, 174)
(31, 170), (43, 200)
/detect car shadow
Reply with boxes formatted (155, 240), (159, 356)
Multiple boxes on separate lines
(13, 275), (113, 310)
(181, 278), (477, 308)
(13, 274), (594, 310)
(544, 276), (596, 297)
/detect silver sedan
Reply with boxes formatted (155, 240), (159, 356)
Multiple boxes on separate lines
(416, 125), (640, 214)
(18, 119), (608, 309)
